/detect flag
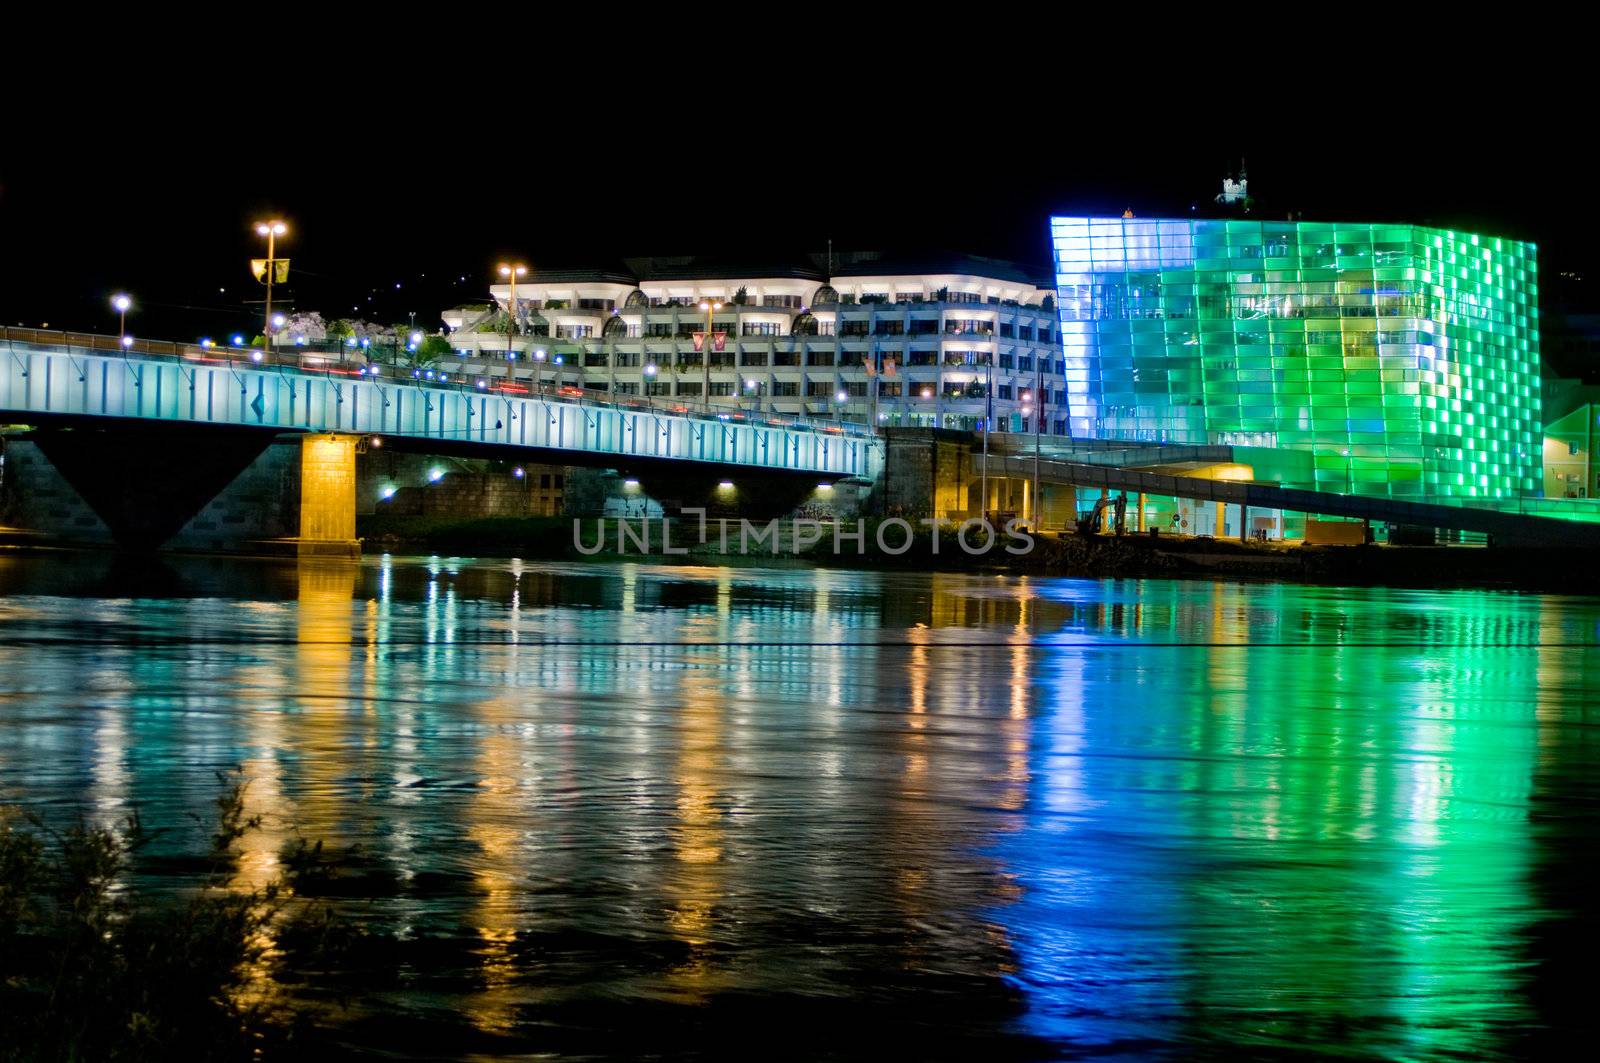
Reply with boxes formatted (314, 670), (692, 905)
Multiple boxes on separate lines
(864, 355), (877, 377)
(713, 331), (726, 352)
(883, 357), (897, 378)
(692, 332), (706, 352)
(251, 258), (290, 283)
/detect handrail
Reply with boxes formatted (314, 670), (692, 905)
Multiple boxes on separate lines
(0, 327), (879, 441)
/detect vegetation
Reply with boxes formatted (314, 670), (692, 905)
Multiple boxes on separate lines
(413, 335), (454, 367)
(0, 770), (351, 1061)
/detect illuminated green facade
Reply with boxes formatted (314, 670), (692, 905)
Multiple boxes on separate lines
(1051, 218), (1541, 500)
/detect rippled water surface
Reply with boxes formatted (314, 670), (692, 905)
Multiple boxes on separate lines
(2, 551), (1599, 1060)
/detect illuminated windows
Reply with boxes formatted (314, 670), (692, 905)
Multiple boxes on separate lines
(1051, 217), (1540, 501)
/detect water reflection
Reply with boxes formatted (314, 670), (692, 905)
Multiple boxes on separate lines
(0, 552), (1597, 1058)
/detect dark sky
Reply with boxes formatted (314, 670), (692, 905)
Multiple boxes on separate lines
(2, 83), (1590, 341)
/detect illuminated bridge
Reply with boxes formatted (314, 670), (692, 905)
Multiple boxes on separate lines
(0, 330), (879, 553)
(0, 330), (878, 475)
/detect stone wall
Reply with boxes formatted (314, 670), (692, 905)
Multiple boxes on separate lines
(0, 439), (112, 544)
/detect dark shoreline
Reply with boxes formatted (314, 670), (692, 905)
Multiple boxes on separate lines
(5, 515), (1597, 595)
(353, 515), (1600, 596)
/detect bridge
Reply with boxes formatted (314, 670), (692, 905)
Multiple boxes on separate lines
(977, 440), (1600, 548)
(0, 329), (879, 553)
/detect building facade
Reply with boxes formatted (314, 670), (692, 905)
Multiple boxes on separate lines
(1051, 217), (1542, 501)
(441, 252), (1063, 433)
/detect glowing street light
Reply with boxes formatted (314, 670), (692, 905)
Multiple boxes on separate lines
(111, 293), (132, 343)
(643, 361), (658, 408)
(254, 220), (287, 359)
(498, 263), (527, 350)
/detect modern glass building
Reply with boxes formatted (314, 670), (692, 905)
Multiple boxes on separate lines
(1051, 217), (1541, 501)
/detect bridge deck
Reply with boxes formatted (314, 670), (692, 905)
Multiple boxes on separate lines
(1, 331), (879, 480)
(985, 453), (1600, 546)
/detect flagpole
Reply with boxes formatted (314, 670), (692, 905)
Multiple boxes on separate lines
(981, 356), (990, 522)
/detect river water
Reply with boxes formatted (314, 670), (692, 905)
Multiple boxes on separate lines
(1, 551), (1597, 1060)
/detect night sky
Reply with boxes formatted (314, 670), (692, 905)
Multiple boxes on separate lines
(3, 91), (1589, 343)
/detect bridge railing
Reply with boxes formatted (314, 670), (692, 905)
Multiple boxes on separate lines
(0, 327), (878, 442)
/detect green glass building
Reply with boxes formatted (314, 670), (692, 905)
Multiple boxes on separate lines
(1051, 218), (1541, 501)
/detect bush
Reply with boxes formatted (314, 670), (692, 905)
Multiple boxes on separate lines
(0, 770), (345, 1061)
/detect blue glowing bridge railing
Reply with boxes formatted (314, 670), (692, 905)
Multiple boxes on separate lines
(0, 332), (880, 479)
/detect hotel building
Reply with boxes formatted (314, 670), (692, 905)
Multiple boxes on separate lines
(441, 251), (1063, 432)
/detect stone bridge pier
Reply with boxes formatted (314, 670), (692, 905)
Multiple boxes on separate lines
(0, 426), (360, 557)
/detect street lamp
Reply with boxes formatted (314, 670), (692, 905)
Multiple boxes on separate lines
(698, 299), (723, 411)
(745, 377), (760, 415)
(835, 388), (849, 423)
(111, 293), (132, 344)
(254, 220), (287, 359)
(498, 263), (527, 354)
(643, 361), (658, 408)
(533, 348), (547, 397)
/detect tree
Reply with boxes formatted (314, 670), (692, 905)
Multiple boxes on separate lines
(731, 286), (749, 306)
(326, 318), (354, 346)
(280, 312), (325, 342)
(412, 335), (453, 368)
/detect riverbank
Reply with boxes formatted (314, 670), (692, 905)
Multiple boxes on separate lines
(355, 514), (1600, 594)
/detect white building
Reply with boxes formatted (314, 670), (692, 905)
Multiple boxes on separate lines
(439, 251), (1066, 432)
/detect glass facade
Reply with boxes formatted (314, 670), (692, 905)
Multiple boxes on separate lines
(1051, 218), (1541, 500)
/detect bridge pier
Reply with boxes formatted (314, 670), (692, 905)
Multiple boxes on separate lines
(0, 428), (360, 557)
(293, 434), (361, 559)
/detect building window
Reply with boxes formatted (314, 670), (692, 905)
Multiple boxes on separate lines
(945, 319), (993, 336)
(999, 323), (1015, 338)
(873, 320), (905, 335)
(557, 325), (594, 339)
(774, 350), (800, 366)
(761, 294), (803, 309)
(577, 298), (614, 311)
(678, 381), (703, 397)
(805, 380), (833, 397)
(741, 322), (783, 336)
(772, 381), (799, 397)
(998, 384), (1013, 400)
(614, 381), (640, 395)
(807, 349), (836, 367)
(908, 319), (939, 335)
(709, 382), (735, 397)
(646, 381), (671, 396)
(741, 350), (769, 366)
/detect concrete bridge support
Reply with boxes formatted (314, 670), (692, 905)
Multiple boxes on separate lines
(0, 428), (359, 556)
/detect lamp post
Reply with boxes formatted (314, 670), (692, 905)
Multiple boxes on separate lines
(698, 299), (722, 413)
(643, 361), (658, 408)
(111, 293), (131, 345)
(835, 388), (849, 424)
(254, 220), (287, 359)
(745, 377), (760, 416)
(533, 349), (547, 397)
(498, 263), (526, 348)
